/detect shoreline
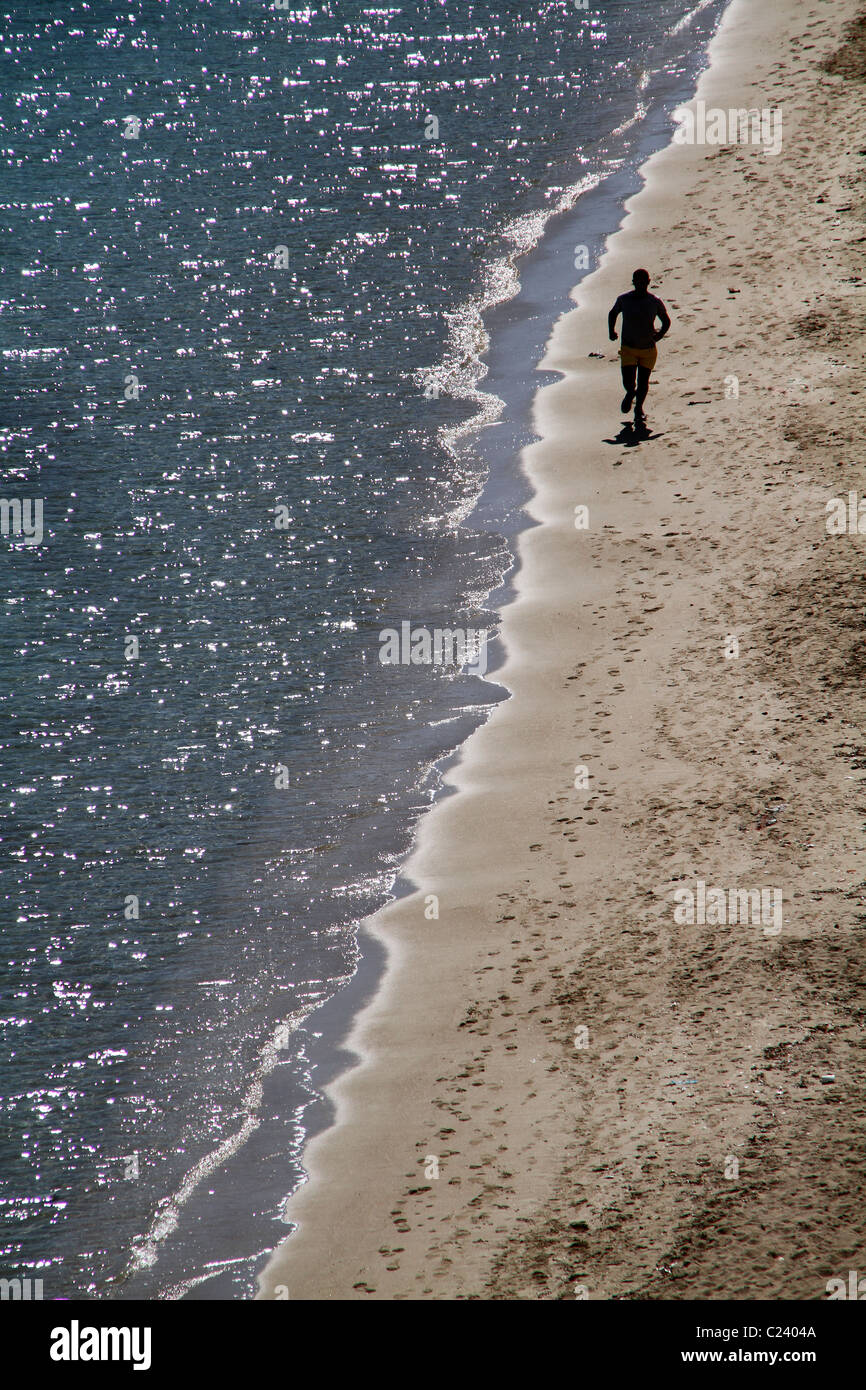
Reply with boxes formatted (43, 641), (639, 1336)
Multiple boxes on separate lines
(259, 0), (866, 1300)
(104, 2), (729, 1304)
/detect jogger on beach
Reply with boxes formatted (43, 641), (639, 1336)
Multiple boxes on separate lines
(608, 269), (670, 422)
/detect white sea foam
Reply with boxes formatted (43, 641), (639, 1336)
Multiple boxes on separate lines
(124, 997), (336, 1285)
(671, 0), (718, 36)
(414, 167), (609, 521)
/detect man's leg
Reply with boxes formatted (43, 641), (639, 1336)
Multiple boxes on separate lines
(620, 364), (636, 413)
(634, 365), (652, 417)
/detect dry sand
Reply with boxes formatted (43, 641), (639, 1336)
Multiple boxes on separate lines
(259, 0), (866, 1300)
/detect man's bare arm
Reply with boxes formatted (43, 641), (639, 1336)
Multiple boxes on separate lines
(654, 302), (671, 341)
(608, 304), (620, 341)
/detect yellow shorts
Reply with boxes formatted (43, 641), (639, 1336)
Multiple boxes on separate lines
(619, 344), (658, 370)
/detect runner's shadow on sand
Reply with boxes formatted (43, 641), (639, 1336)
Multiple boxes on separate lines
(603, 420), (664, 447)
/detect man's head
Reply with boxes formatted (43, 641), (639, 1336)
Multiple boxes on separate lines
(632, 268), (651, 292)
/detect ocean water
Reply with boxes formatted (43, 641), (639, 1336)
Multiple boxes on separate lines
(0, 0), (727, 1300)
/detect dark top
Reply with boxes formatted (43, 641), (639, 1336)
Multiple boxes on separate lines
(609, 290), (671, 349)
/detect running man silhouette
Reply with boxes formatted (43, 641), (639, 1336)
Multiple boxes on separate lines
(608, 269), (670, 422)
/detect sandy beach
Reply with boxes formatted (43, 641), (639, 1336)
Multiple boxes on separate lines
(259, 0), (866, 1301)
